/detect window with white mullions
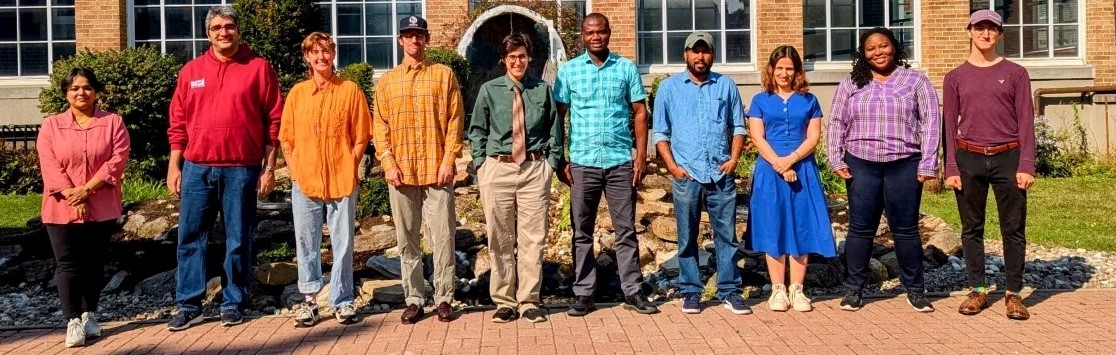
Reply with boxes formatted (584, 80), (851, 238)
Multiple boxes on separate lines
(315, 0), (423, 70)
(803, 0), (916, 63)
(0, 0), (76, 77)
(131, 0), (234, 62)
(637, 0), (752, 65)
(969, 0), (1080, 59)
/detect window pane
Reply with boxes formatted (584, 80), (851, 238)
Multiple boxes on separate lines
(831, 29), (856, 61)
(1020, 0), (1046, 25)
(0, 44), (16, 76)
(694, 0), (719, 31)
(1054, 0), (1077, 23)
(52, 0), (75, 5)
(969, 0), (990, 11)
(19, 8), (48, 41)
(194, 41), (211, 58)
(52, 42), (74, 62)
(893, 27), (915, 59)
(336, 4), (361, 36)
(638, 0), (662, 31)
(165, 7), (193, 39)
(52, 8), (75, 40)
(804, 28), (827, 61)
(665, 0), (692, 31)
(396, 2), (421, 19)
(725, 0), (749, 29)
(0, 10), (16, 42)
(859, 0), (884, 27)
(1052, 24), (1077, 57)
(366, 37), (393, 71)
(365, 3), (391, 36)
(165, 41), (193, 62)
(638, 32), (663, 65)
(337, 37), (362, 68)
(134, 7), (161, 41)
(723, 31), (748, 63)
(804, 0), (826, 28)
(1000, 25), (1020, 57)
(890, 0), (915, 26)
(1021, 25), (1048, 58)
(19, 0), (45, 5)
(666, 31), (688, 64)
(194, 7), (210, 40)
(19, 43), (47, 75)
(832, 0), (855, 27)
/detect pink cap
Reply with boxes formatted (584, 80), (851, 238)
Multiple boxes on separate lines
(968, 9), (1002, 27)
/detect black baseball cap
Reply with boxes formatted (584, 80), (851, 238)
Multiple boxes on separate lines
(398, 15), (428, 34)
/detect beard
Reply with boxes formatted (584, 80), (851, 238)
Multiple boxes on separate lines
(687, 61), (710, 77)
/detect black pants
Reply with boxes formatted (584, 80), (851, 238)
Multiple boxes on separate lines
(46, 220), (114, 320)
(569, 162), (644, 297)
(842, 153), (926, 292)
(953, 148), (1027, 293)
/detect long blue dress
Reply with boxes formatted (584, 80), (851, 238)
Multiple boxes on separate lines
(746, 92), (836, 257)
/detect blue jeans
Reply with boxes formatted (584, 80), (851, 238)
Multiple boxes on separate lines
(175, 161), (260, 312)
(291, 182), (356, 307)
(672, 175), (742, 299)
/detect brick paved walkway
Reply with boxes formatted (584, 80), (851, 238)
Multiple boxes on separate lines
(2, 290), (1114, 354)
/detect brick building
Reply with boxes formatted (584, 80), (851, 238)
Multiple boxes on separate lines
(2, 0), (1114, 152)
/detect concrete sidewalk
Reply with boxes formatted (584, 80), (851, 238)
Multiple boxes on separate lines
(1, 290), (1113, 354)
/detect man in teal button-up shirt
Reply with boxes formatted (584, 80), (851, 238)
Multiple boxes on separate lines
(652, 31), (750, 316)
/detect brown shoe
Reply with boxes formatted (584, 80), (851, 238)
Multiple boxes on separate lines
(958, 291), (987, 315)
(435, 302), (455, 322)
(1005, 294), (1030, 320)
(400, 304), (424, 324)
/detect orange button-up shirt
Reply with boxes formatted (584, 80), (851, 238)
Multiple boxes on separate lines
(36, 110), (131, 224)
(372, 60), (464, 186)
(279, 76), (371, 199)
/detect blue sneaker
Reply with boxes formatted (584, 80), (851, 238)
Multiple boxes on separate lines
(722, 293), (753, 315)
(220, 309), (244, 326)
(680, 293), (701, 314)
(167, 308), (203, 331)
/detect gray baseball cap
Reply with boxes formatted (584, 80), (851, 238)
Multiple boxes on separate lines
(684, 31), (714, 50)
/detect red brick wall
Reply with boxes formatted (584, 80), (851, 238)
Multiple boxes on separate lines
(425, 0), (471, 49)
(754, 0), (803, 68)
(75, 0), (127, 51)
(919, 1), (970, 87)
(1087, 0), (1116, 86)
(590, 0), (637, 60)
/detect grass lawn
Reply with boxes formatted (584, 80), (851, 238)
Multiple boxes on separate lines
(0, 194), (40, 236)
(921, 175), (1116, 252)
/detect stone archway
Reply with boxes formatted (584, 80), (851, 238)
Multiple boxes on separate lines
(455, 5), (569, 111)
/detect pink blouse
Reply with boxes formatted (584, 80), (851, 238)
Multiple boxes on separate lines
(36, 110), (131, 224)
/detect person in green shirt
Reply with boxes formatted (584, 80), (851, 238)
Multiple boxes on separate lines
(468, 33), (563, 324)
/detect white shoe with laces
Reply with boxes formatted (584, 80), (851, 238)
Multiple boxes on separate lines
(82, 312), (101, 338)
(65, 317), (86, 348)
(789, 284), (813, 312)
(767, 284), (789, 312)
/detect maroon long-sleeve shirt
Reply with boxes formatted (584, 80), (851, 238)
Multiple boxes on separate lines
(942, 60), (1036, 176)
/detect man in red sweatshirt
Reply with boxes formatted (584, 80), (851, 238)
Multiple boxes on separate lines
(164, 5), (282, 331)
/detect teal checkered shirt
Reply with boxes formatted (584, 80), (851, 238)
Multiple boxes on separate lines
(553, 52), (648, 169)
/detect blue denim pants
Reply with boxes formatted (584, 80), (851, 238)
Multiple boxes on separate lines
(672, 175), (742, 299)
(291, 182), (357, 308)
(175, 161), (260, 312)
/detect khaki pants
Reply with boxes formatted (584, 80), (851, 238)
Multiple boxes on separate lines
(388, 184), (456, 306)
(478, 158), (551, 312)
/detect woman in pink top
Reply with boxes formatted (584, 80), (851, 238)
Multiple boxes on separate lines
(36, 68), (130, 348)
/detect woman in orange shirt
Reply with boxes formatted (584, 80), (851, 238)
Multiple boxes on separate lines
(279, 32), (371, 327)
(37, 68), (130, 348)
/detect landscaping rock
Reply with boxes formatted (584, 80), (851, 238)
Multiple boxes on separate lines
(638, 188), (668, 203)
(20, 260), (53, 284)
(878, 252), (901, 278)
(365, 255), (402, 279)
(868, 258), (889, 284)
(133, 268), (176, 298)
(805, 262), (842, 288)
(354, 224), (397, 253)
(101, 271), (129, 293)
(254, 262), (298, 286)
(364, 279), (405, 304)
(0, 245), (22, 268)
(473, 247), (491, 278)
(204, 277), (222, 304)
(650, 217), (677, 243)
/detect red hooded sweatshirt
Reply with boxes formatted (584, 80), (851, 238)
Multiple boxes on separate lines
(168, 45), (283, 167)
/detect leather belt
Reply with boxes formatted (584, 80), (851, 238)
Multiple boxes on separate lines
(491, 151), (543, 163)
(956, 139), (1019, 156)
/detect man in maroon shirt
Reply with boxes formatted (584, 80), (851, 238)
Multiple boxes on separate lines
(942, 9), (1036, 321)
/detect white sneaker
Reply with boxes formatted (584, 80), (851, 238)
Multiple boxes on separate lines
(767, 284), (789, 312)
(81, 312), (101, 338)
(65, 318), (86, 348)
(789, 284), (813, 312)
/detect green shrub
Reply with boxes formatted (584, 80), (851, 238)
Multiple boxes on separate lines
(233, 0), (325, 93)
(426, 47), (472, 98)
(256, 241), (295, 264)
(0, 148), (42, 195)
(1035, 111), (1089, 177)
(39, 47), (182, 181)
(357, 177), (391, 219)
(812, 144), (846, 195)
(339, 62), (375, 110)
(122, 179), (171, 204)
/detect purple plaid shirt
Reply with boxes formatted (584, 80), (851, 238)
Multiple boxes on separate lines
(826, 67), (941, 176)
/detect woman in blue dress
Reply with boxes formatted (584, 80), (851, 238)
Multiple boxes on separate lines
(747, 45), (836, 312)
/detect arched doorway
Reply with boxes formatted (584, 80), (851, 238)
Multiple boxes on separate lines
(456, 5), (568, 112)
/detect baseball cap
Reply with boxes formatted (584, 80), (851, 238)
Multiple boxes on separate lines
(684, 31), (715, 50)
(398, 15), (428, 34)
(968, 9), (1002, 28)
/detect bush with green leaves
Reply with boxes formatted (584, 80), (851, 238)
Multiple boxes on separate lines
(426, 47), (472, 98)
(0, 148), (41, 195)
(39, 47), (182, 181)
(357, 176), (391, 219)
(233, 0), (324, 92)
(339, 62), (375, 110)
(1035, 111), (1090, 178)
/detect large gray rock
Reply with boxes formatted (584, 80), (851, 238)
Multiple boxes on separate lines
(256, 220), (294, 242)
(650, 218), (677, 243)
(473, 247), (491, 278)
(101, 270), (129, 293)
(878, 252), (901, 278)
(364, 279), (406, 304)
(134, 268), (176, 298)
(204, 276), (222, 304)
(365, 255), (402, 279)
(638, 188), (668, 203)
(354, 224), (398, 254)
(0, 245), (22, 268)
(924, 232), (962, 263)
(20, 259), (54, 284)
(805, 263), (842, 288)
(868, 258), (890, 283)
(122, 214), (173, 239)
(254, 262), (299, 286)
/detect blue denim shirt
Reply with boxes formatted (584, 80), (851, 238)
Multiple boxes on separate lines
(651, 71), (746, 183)
(554, 52), (648, 169)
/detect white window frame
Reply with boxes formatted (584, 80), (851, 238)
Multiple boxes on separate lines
(802, 0), (920, 71)
(315, 0), (425, 70)
(127, 0), (234, 60)
(970, 0), (1085, 66)
(0, 0), (77, 78)
(637, 0), (757, 73)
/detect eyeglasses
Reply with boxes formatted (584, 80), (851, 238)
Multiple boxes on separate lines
(209, 24), (238, 33)
(504, 54), (530, 63)
(970, 26), (999, 34)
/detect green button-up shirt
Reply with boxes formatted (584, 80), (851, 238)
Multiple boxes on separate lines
(468, 74), (563, 170)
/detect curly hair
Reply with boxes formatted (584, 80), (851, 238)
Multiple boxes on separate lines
(761, 45), (810, 95)
(850, 27), (910, 88)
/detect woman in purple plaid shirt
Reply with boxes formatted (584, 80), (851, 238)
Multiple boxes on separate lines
(826, 27), (941, 313)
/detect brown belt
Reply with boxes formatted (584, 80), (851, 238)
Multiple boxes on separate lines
(491, 152), (543, 163)
(956, 139), (1019, 156)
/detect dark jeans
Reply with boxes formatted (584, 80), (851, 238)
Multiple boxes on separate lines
(673, 175), (741, 299)
(843, 153), (925, 292)
(953, 148), (1027, 293)
(46, 220), (115, 320)
(176, 160), (260, 312)
(569, 162), (644, 297)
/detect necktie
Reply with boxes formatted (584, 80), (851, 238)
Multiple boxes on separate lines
(511, 85), (527, 164)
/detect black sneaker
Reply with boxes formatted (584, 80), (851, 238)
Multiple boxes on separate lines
(722, 293), (753, 315)
(220, 309), (244, 326)
(491, 307), (518, 323)
(623, 293), (660, 315)
(167, 308), (203, 331)
(522, 308), (547, 323)
(680, 293), (701, 314)
(566, 296), (596, 317)
(907, 291), (935, 313)
(840, 289), (863, 311)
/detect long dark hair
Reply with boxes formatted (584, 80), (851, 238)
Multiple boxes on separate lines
(850, 27), (910, 88)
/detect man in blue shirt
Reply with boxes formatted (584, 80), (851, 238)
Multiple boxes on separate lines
(651, 31), (750, 315)
(554, 13), (657, 316)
